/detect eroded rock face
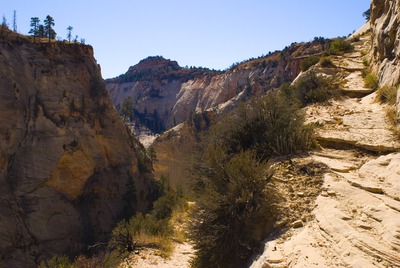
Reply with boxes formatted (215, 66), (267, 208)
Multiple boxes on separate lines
(371, 0), (400, 85)
(370, 0), (400, 113)
(0, 31), (155, 267)
(106, 41), (326, 132)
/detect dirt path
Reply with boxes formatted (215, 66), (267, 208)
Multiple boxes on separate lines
(120, 242), (193, 268)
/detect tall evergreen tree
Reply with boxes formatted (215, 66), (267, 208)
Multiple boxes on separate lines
(120, 96), (134, 122)
(37, 25), (45, 38)
(66, 26), (73, 43)
(12, 10), (17, 32)
(29, 17), (40, 42)
(43, 15), (56, 42)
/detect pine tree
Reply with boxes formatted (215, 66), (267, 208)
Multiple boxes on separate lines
(43, 15), (56, 42)
(29, 17), (40, 42)
(37, 25), (45, 38)
(66, 26), (73, 43)
(120, 96), (134, 122)
(12, 10), (17, 32)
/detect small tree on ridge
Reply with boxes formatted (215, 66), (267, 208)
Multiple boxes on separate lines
(44, 15), (56, 42)
(12, 10), (17, 32)
(66, 26), (73, 43)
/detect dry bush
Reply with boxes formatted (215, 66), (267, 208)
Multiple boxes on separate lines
(190, 150), (277, 268)
(291, 71), (340, 105)
(376, 85), (398, 105)
(364, 73), (379, 90)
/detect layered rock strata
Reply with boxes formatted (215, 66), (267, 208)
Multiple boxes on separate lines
(0, 30), (155, 267)
(107, 41), (326, 132)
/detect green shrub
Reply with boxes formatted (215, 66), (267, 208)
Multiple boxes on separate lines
(190, 150), (277, 268)
(152, 192), (179, 220)
(90, 73), (105, 98)
(208, 90), (315, 159)
(361, 67), (369, 78)
(319, 56), (334, 68)
(350, 35), (360, 42)
(109, 211), (174, 254)
(301, 56), (320, 71)
(109, 217), (139, 252)
(327, 38), (354, 55)
(364, 73), (379, 90)
(386, 107), (400, 139)
(136, 148), (152, 172)
(377, 86), (398, 105)
(188, 83), (320, 267)
(38, 255), (73, 268)
(293, 71), (339, 105)
(73, 250), (127, 268)
(110, 182), (182, 257)
(376, 86), (400, 139)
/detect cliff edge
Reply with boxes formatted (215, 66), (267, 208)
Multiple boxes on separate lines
(0, 29), (155, 267)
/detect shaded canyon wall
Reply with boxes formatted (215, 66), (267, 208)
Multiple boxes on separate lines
(0, 30), (155, 267)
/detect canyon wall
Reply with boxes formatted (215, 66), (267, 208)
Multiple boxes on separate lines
(0, 30), (155, 267)
(371, 0), (400, 86)
(107, 41), (326, 132)
(370, 0), (400, 113)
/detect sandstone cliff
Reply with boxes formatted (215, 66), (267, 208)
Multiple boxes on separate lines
(106, 41), (326, 133)
(0, 30), (155, 267)
(371, 0), (400, 86)
(370, 0), (400, 114)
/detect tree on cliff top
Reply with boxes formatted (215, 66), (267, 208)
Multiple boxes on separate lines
(37, 25), (45, 38)
(44, 15), (56, 42)
(29, 17), (40, 42)
(12, 10), (17, 32)
(67, 26), (73, 43)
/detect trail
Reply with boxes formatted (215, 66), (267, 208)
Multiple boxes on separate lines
(119, 242), (193, 268)
(251, 29), (400, 268)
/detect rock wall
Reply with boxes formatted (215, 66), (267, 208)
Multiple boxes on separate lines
(370, 0), (400, 86)
(107, 41), (326, 132)
(0, 30), (155, 267)
(370, 0), (400, 113)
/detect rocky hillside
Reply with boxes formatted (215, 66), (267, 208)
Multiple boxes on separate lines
(106, 41), (328, 133)
(0, 29), (155, 267)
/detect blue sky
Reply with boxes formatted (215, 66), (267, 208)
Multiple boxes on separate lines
(2, 1), (370, 78)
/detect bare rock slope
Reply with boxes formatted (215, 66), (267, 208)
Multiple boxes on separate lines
(0, 31), (155, 267)
(251, 16), (400, 268)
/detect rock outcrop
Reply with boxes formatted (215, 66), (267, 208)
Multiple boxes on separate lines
(370, 0), (400, 114)
(371, 0), (400, 86)
(106, 41), (326, 133)
(0, 30), (155, 267)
